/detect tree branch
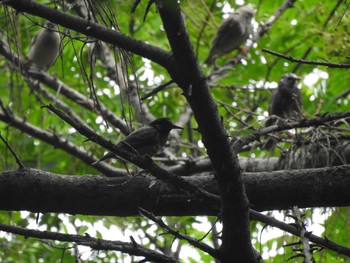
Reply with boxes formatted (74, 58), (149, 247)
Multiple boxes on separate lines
(262, 48), (350, 68)
(0, 132), (24, 168)
(0, 34), (130, 135)
(43, 104), (221, 204)
(291, 206), (314, 262)
(0, 103), (125, 176)
(155, 1), (261, 261)
(233, 111), (350, 151)
(139, 208), (220, 259)
(0, 222), (179, 263)
(2, 165), (350, 216)
(250, 209), (350, 257)
(2, 167), (350, 256)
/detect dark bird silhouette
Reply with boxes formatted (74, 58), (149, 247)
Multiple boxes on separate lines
(92, 118), (183, 166)
(27, 22), (60, 70)
(204, 5), (254, 66)
(264, 73), (302, 150)
(266, 73), (302, 126)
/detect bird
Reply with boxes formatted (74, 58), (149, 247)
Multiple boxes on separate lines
(92, 118), (183, 167)
(204, 5), (254, 66)
(266, 73), (302, 127)
(27, 21), (60, 70)
(64, 0), (92, 20)
(263, 73), (302, 150)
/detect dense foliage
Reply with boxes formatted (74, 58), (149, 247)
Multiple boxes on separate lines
(0, 0), (349, 262)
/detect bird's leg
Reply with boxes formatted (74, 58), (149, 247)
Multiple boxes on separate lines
(265, 115), (282, 126)
(238, 46), (249, 55)
(118, 142), (138, 176)
(123, 162), (132, 176)
(315, 99), (324, 116)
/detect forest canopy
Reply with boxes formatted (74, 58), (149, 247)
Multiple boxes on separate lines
(0, 0), (349, 262)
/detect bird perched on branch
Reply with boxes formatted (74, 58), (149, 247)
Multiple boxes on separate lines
(27, 21), (60, 70)
(204, 5), (254, 66)
(92, 118), (183, 168)
(264, 73), (302, 150)
(266, 73), (302, 126)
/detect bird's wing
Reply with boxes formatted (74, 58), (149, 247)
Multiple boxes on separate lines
(213, 17), (244, 53)
(28, 29), (44, 59)
(268, 89), (279, 115)
(293, 88), (303, 108)
(118, 126), (158, 154)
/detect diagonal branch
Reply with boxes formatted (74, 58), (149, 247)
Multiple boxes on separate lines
(155, 1), (257, 262)
(250, 209), (350, 257)
(0, 132), (24, 168)
(139, 208), (220, 259)
(0, 103), (125, 176)
(43, 104), (221, 204)
(0, 34), (130, 135)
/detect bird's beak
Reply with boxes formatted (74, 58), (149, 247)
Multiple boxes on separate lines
(172, 124), (183, 130)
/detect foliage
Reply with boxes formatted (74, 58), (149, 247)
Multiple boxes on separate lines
(0, 0), (349, 262)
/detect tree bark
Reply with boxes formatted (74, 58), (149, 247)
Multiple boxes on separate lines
(1, 166), (349, 216)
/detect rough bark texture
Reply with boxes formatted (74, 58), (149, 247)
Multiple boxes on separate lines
(1, 166), (349, 216)
(155, 1), (256, 261)
(2, 0), (348, 262)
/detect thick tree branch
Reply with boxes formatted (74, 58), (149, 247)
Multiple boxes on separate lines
(155, 1), (260, 261)
(43, 104), (221, 204)
(0, 222), (179, 263)
(1, 166), (350, 215)
(2, 167), (350, 257)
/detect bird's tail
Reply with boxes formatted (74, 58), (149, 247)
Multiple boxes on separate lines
(92, 152), (113, 165)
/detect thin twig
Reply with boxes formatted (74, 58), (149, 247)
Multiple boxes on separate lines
(141, 80), (175, 100)
(262, 48), (350, 69)
(233, 110), (350, 151)
(0, 222), (179, 263)
(0, 132), (24, 168)
(139, 208), (220, 259)
(250, 209), (350, 257)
